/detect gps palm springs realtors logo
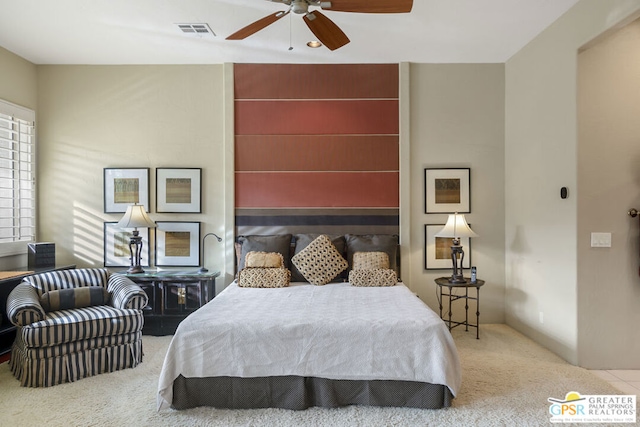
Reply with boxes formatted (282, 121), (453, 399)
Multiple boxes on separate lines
(548, 391), (636, 423)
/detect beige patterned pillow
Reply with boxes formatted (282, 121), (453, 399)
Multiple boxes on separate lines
(352, 251), (390, 270)
(237, 267), (291, 288)
(245, 251), (284, 268)
(291, 234), (348, 286)
(349, 269), (397, 287)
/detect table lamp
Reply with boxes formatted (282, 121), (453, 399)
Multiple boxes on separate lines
(116, 203), (156, 274)
(435, 213), (478, 283)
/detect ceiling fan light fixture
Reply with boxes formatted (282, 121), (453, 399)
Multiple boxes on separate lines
(292, 1), (309, 14)
(307, 40), (322, 48)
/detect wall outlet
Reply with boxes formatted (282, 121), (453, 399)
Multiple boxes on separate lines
(539, 311), (544, 324)
(590, 232), (612, 248)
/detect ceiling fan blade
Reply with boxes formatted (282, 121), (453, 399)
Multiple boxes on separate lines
(226, 11), (290, 40)
(303, 11), (350, 51)
(321, 0), (413, 13)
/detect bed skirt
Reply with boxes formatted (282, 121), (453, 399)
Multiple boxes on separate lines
(172, 375), (453, 410)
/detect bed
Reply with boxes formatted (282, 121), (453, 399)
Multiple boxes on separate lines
(157, 234), (462, 411)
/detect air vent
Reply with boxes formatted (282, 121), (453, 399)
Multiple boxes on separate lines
(176, 23), (216, 37)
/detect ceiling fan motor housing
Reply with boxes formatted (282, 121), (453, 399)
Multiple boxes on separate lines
(292, 1), (309, 14)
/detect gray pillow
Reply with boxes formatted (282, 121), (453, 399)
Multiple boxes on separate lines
(39, 286), (110, 312)
(237, 234), (293, 271)
(292, 234), (346, 282)
(345, 234), (399, 273)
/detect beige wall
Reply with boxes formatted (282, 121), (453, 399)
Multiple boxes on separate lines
(0, 47), (37, 270)
(35, 65), (228, 288)
(406, 64), (505, 322)
(0, 47), (37, 110)
(32, 63), (507, 320)
(505, 0), (640, 366)
(577, 18), (640, 368)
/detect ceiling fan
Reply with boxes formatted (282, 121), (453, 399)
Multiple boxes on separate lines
(226, 0), (414, 51)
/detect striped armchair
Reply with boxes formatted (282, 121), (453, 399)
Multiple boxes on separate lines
(6, 268), (147, 387)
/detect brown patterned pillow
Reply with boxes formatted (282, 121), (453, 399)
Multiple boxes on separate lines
(292, 234), (346, 282)
(291, 234), (348, 286)
(352, 251), (390, 270)
(237, 267), (291, 288)
(245, 251), (284, 268)
(349, 269), (397, 287)
(237, 234), (292, 271)
(345, 234), (399, 274)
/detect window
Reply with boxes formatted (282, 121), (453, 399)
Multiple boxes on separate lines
(0, 99), (35, 255)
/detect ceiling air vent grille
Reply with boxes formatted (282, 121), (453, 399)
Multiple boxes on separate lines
(176, 23), (216, 37)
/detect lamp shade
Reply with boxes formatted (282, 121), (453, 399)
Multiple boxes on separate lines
(435, 213), (478, 239)
(116, 204), (156, 229)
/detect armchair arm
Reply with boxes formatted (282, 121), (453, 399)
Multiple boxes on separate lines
(107, 274), (148, 310)
(6, 283), (46, 327)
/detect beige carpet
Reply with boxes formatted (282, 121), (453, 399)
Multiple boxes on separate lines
(0, 324), (626, 427)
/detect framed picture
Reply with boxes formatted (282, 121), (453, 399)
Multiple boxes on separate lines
(424, 168), (470, 214)
(424, 224), (471, 270)
(155, 221), (200, 267)
(103, 222), (150, 268)
(156, 168), (202, 213)
(104, 168), (150, 213)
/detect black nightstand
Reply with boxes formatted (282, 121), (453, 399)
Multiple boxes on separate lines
(435, 277), (485, 339)
(122, 269), (220, 335)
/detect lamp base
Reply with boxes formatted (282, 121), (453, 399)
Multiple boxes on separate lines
(448, 275), (467, 284)
(447, 241), (467, 284)
(127, 265), (145, 274)
(127, 232), (145, 275)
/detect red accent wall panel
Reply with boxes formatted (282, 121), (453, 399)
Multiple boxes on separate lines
(235, 63), (399, 100)
(235, 100), (399, 135)
(235, 172), (399, 208)
(234, 63), (400, 212)
(235, 135), (399, 172)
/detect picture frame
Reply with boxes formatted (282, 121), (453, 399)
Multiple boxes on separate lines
(155, 221), (201, 267)
(103, 222), (150, 268)
(424, 224), (471, 270)
(156, 168), (202, 213)
(424, 168), (470, 214)
(104, 168), (150, 213)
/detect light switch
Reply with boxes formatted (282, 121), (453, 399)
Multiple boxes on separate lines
(590, 232), (612, 248)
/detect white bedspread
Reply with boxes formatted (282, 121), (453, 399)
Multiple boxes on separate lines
(157, 281), (461, 410)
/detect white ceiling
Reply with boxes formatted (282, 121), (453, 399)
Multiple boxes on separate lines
(0, 0), (580, 65)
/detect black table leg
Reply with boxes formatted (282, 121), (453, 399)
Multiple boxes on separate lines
(476, 286), (480, 339)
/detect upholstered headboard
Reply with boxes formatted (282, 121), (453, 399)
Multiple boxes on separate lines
(234, 64), (401, 258)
